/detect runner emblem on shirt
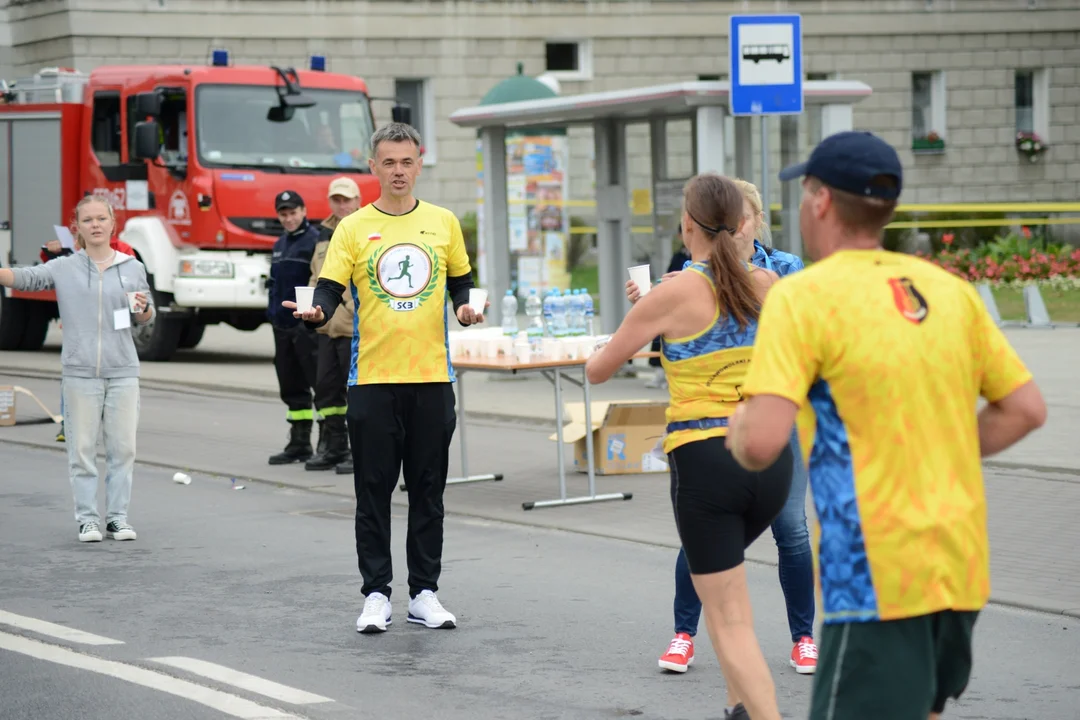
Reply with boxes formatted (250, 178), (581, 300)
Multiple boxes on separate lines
(369, 242), (438, 312)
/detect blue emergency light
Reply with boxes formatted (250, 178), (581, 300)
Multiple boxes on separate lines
(310, 55), (326, 72)
(210, 49), (230, 67)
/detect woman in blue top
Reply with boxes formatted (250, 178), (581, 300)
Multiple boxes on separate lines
(627, 179), (818, 696)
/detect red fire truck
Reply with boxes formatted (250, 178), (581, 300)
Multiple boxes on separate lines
(0, 54), (405, 360)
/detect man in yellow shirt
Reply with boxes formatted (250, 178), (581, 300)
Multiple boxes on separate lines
(287, 123), (485, 634)
(725, 131), (1047, 720)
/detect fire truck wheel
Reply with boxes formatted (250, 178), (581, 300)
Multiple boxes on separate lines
(18, 302), (51, 351)
(0, 294), (29, 351)
(133, 290), (183, 362)
(178, 320), (206, 350)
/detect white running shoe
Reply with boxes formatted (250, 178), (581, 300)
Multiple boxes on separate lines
(407, 590), (457, 629)
(356, 592), (392, 634)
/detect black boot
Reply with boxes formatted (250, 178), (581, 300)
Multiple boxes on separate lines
(305, 416), (350, 471)
(334, 458), (354, 475)
(268, 420), (313, 465)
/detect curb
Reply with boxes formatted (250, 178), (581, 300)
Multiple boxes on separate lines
(4, 436), (1079, 621)
(0, 366), (559, 430)
(6, 365), (1077, 476)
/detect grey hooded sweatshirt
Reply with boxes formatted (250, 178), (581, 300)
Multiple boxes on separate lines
(12, 251), (155, 379)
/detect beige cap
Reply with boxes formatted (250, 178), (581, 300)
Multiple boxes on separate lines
(327, 176), (360, 199)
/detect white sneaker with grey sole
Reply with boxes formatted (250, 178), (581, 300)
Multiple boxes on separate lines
(407, 590), (457, 629)
(356, 592), (392, 634)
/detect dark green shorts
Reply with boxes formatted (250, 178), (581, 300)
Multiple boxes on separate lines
(809, 610), (979, 720)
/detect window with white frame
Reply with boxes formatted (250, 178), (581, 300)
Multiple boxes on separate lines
(1015, 69), (1050, 141)
(544, 40), (593, 81)
(911, 71), (946, 151)
(394, 78), (436, 164)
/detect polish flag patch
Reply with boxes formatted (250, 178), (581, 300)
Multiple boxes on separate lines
(368, 233), (381, 242)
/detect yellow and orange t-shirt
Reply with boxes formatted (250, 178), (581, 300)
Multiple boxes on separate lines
(742, 249), (1032, 623)
(319, 201), (471, 385)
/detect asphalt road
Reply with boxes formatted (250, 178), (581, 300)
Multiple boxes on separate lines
(2, 444), (1079, 720)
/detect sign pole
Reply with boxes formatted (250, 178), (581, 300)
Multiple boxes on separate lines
(760, 115), (769, 228)
(729, 12), (803, 239)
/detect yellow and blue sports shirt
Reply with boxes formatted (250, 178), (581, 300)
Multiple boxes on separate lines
(742, 249), (1032, 624)
(661, 261), (759, 454)
(319, 200), (471, 385)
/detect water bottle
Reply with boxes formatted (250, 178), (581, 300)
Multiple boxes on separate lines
(581, 289), (595, 335)
(525, 288), (544, 351)
(551, 289), (567, 338)
(500, 289), (519, 337)
(542, 289), (556, 338)
(567, 289), (585, 336)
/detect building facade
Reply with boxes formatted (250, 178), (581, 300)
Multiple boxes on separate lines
(2, 0), (1078, 218)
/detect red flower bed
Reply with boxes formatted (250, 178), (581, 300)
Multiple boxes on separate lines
(920, 247), (1080, 283)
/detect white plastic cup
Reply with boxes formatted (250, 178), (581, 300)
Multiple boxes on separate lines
(126, 292), (141, 313)
(468, 288), (488, 314)
(541, 337), (559, 359)
(561, 337), (580, 361)
(628, 265), (652, 296)
(295, 286), (315, 313)
(514, 341), (531, 364)
(172, 472), (191, 485)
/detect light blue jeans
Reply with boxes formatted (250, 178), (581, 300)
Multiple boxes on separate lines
(62, 376), (140, 526)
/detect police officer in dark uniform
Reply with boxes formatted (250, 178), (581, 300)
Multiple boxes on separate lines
(267, 190), (323, 465)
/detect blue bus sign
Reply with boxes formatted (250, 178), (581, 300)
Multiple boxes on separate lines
(729, 14), (803, 116)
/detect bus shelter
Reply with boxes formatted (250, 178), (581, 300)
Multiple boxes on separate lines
(449, 79), (872, 333)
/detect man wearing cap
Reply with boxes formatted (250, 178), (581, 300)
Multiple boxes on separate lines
(303, 177), (362, 474)
(725, 131), (1047, 720)
(267, 190), (324, 465)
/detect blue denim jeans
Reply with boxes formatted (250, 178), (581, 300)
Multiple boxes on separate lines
(62, 376), (140, 526)
(673, 429), (815, 643)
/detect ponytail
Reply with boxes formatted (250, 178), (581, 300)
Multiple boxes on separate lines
(707, 227), (762, 330)
(684, 173), (762, 330)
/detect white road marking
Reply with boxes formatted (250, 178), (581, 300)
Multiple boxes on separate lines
(0, 609), (123, 646)
(0, 631), (304, 720)
(147, 657), (333, 705)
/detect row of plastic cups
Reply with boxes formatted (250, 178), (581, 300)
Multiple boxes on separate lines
(450, 328), (603, 364)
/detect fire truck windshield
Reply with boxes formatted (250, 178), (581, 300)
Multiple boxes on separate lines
(196, 84), (375, 172)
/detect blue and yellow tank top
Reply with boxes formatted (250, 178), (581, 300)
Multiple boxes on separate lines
(661, 261), (758, 453)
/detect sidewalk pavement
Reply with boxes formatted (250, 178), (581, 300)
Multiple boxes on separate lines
(1, 322), (1078, 472)
(2, 366), (1078, 619)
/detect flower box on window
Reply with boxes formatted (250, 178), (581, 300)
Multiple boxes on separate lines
(912, 131), (945, 153)
(1015, 132), (1047, 163)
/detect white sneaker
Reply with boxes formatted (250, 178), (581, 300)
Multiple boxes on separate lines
(407, 590), (457, 629)
(106, 521), (137, 541)
(78, 522), (102, 543)
(356, 592), (392, 634)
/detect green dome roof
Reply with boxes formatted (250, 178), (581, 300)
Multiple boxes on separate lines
(480, 62), (557, 105)
(478, 62), (565, 137)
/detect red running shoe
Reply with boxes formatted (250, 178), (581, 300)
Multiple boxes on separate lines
(790, 635), (818, 674)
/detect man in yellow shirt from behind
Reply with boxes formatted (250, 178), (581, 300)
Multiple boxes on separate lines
(726, 131), (1047, 720)
(287, 123), (485, 635)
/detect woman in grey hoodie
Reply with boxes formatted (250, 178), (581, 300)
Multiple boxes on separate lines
(0, 196), (155, 543)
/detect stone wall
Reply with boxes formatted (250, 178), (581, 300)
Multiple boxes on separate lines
(2, 0), (1078, 216)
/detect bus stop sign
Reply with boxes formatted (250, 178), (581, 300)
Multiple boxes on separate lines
(729, 14), (803, 116)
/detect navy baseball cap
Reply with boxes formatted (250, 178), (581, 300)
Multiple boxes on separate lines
(274, 190), (304, 211)
(778, 131), (903, 200)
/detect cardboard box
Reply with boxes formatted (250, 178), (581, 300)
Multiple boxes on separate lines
(0, 385), (61, 427)
(550, 400), (670, 476)
(0, 386), (14, 427)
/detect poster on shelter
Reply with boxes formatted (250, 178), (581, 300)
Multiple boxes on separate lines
(477, 134), (570, 296)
